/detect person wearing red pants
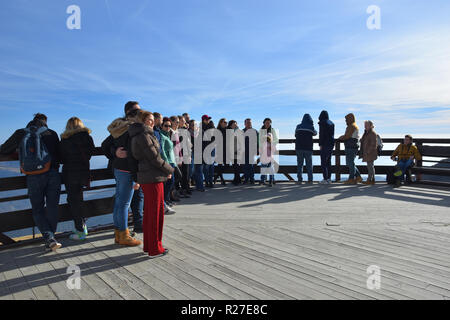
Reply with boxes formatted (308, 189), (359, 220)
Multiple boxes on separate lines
(129, 110), (174, 258)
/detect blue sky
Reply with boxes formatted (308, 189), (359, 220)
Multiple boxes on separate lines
(1, 0), (449, 145)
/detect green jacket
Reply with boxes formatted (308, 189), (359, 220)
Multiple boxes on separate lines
(160, 130), (176, 165)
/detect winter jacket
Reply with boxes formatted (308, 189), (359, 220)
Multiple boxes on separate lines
(160, 129), (176, 165)
(359, 129), (378, 162)
(392, 144), (422, 161)
(295, 114), (317, 151)
(0, 119), (61, 170)
(170, 128), (182, 165)
(60, 127), (95, 185)
(338, 113), (360, 150)
(259, 127), (278, 162)
(218, 126), (227, 164)
(129, 123), (174, 184)
(101, 117), (137, 172)
(318, 111), (335, 148)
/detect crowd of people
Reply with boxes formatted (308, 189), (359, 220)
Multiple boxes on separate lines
(0, 102), (422, 256)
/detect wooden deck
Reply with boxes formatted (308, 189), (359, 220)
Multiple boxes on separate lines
(1, 182), (450, 300)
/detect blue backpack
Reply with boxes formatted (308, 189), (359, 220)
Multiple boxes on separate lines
(19, 126), (51, 175)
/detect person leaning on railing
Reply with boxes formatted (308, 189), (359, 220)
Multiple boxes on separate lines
(337, 113), (362, 185)
(391, 134), (422, 187)
(318, 110), (335, 185)
(0, 113), (62, 251)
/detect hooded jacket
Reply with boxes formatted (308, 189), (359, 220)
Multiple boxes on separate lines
(295, 114), (317, 151)
(318, 111), (335, 148)
(101, 117), (135, 172)
(129, 123), (174, 184)
(0, 119), (61, 170)
(338, 113), (360, 150)
(60, 127), (95, 184)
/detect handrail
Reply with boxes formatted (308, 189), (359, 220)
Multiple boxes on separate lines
(1, 137), (449, 246)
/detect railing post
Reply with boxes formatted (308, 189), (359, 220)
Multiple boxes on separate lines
(335, 141), (341, 182)
(416, 141), (423, 181)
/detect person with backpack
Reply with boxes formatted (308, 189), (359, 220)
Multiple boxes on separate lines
(101, 101), (142, 246)
(318, 110), (335, 184)
(295, 114), (317, 184)
(60, 117), (95, 240)
(129, 110), (174, 258)
(337, 113), (362, 184)
(359, 120), (378, 185)
(0, 113), (62, 251)
(391, 134), (422, 187)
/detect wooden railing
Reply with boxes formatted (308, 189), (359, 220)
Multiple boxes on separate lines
(1, 137), (449, 246)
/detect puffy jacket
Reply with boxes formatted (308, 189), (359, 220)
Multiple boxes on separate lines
(318, 111), (335, 148)
(392, 143), (422, 161)
(101, 117), (136, 172)
(295, 114), (317, 151)
(0, 119), (61, 170)
(129, 123), (174, 184)
(359, 129), (378, 162)
(60, 127), (95, 184)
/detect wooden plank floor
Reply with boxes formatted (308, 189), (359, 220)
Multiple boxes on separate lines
(1, 182), (449, 300)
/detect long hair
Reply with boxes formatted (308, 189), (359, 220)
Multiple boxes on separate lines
(65, 117), (85, 131)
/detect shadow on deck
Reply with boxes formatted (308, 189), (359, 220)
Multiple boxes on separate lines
(1, 183), (449, 300)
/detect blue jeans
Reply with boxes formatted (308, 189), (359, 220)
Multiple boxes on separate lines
(345, 148), (361, 180)
(203, 164), (214, 184)
(243, 164), (255, 182)
(296, 150), (313, 182)
(320, 146), (333, 180)
(113, 169), (135, 231)
(194, 164), (204, 190)
(398, 159), (413, 181)
(130, 187), (143, 229)
(27, 169), (61, 242)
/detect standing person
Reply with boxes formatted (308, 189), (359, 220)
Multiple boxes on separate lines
(188, 120), (198, 188)
(0, 113), (62, 250)
(129, 111), (174, 258)
(160, 118), (179, 205)
(391, 135), (422, 187)
(178, 115), (192, 196)
(295, 114), (317, 184)
(216, 118), (228, 185)
(259, 118), (278, 185)
(101, 101), (142, 246)
(337, 113), (362, 185)
(318, 110), (335, 184)
(243, 118), (258, 184)
(202, 115), (215, 188)
(360, 121), (378, 185)
(182, 113), (190, 124)
(228, 120), (242, 186)
(170, 116), (183, 198)
(60, 117), (95, 240)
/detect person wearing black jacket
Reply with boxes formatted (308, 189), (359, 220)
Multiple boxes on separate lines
(0, 113), (62, 251)
(295, 114), (317, 184)
(201, 115), (215, 188)
(243, 118), (258, 184)
(60, 117), (95, 240)
(101, 101), (142, 246)
(318, 110), (335, 184)
(215, 118), (228, 185)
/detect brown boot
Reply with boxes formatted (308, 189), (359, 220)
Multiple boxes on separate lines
(114, 229), (119, 244)
(355, 176), (363, 183)
(343, 179), (356, 185)
(363, 179), (373, 185)
(118, 229), (141, 247)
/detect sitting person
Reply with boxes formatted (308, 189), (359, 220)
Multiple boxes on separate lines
(391, 134), (422, 187)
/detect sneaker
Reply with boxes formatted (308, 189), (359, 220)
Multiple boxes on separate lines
(327, 179), (332, 184)
(82, 224), (88, 236)
(48, 239), (62, 251)
(296, 181), (303, 185)
(69, 230), (86, 241)
(148, 251), (168, 259)
(319, 179), (329, 184)
(164, 206), (176, 215)
(393, 170), (403, 177)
